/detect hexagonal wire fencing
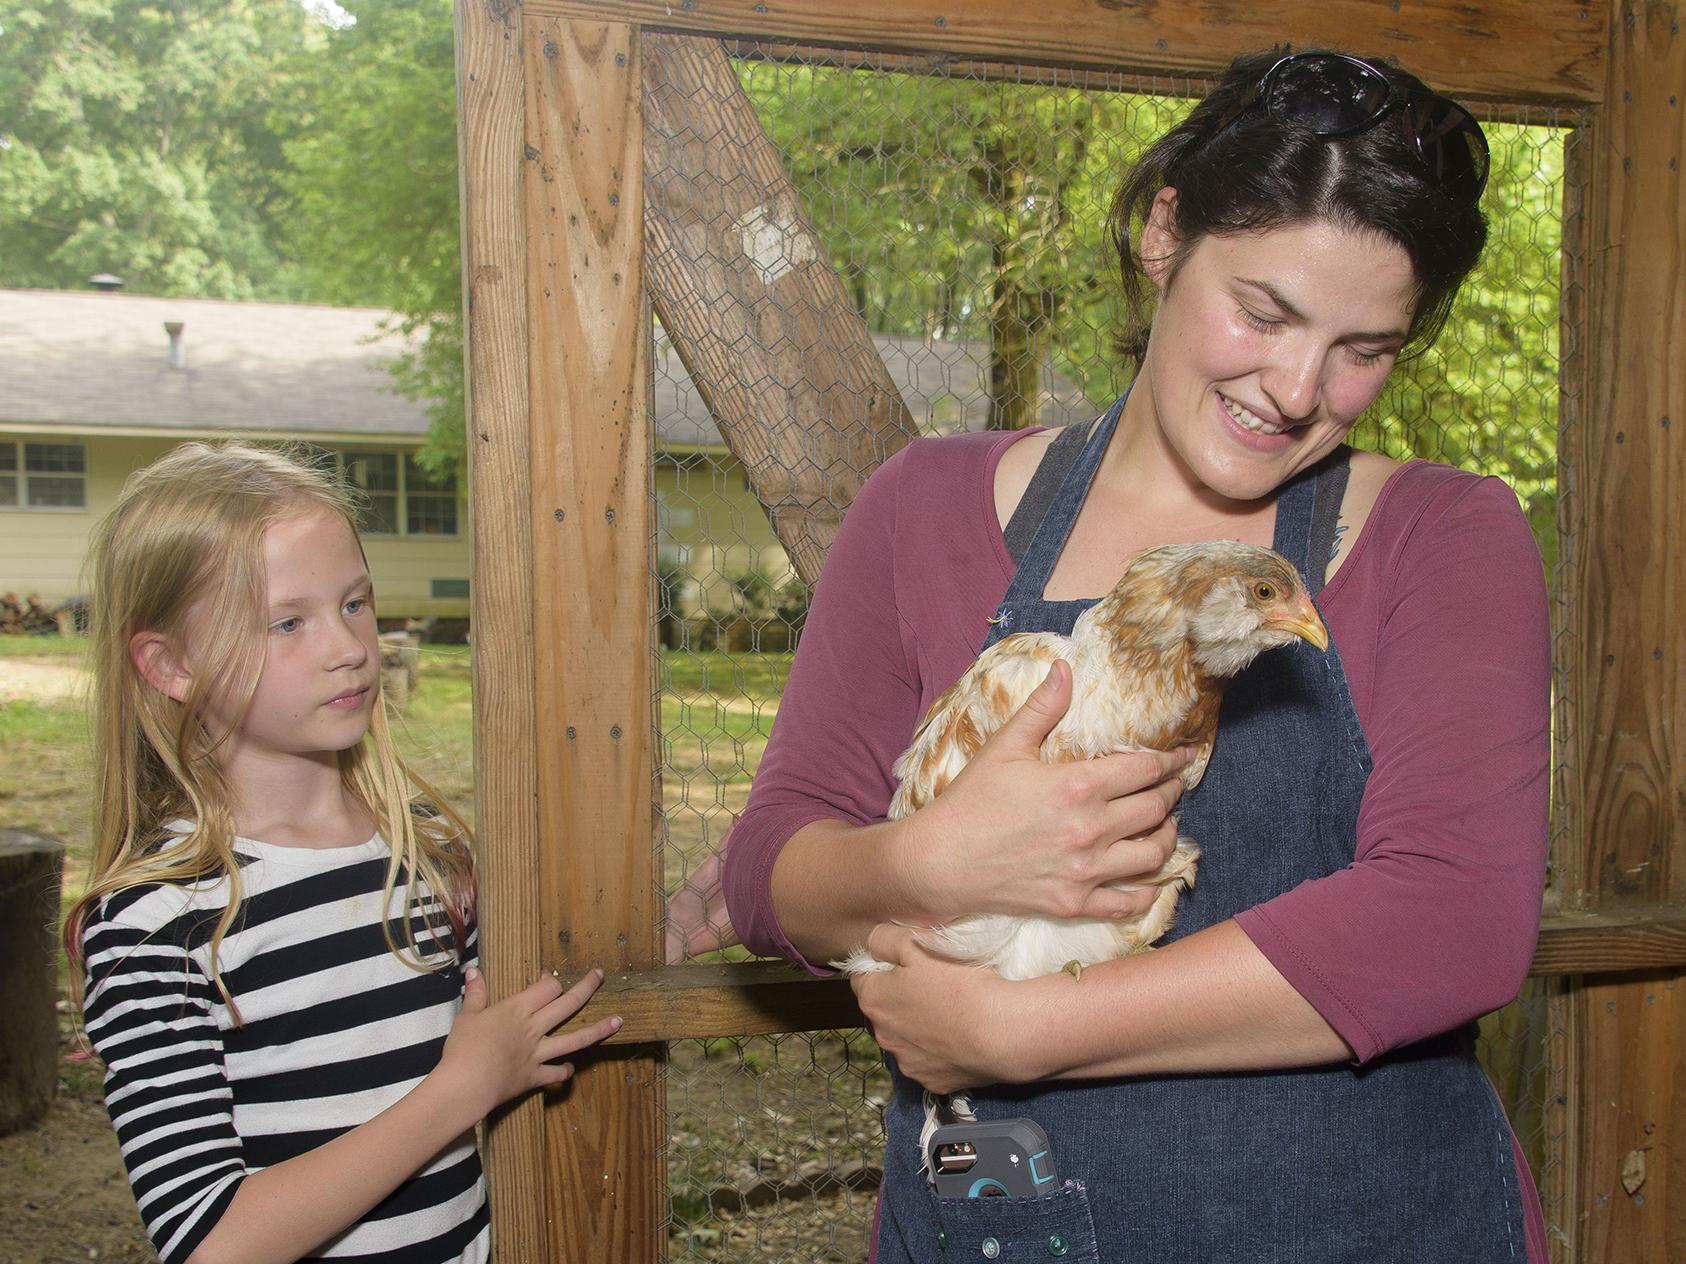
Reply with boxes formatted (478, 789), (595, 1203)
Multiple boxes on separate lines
(650, 44), (1578, 1261)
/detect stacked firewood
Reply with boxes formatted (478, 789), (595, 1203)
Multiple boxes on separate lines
(0, 593), (58, 635)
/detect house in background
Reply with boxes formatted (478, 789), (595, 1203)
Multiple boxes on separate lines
(1, 287), (1097, 627)
(2, 288), (470, 623)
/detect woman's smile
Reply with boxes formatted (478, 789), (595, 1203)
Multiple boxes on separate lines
(1216, 391), (1293, 438)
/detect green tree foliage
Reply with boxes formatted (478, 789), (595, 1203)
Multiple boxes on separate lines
(1354, 125), (1564, 566)
(281, 0), (464, 474)
(739, 64), (1185, 422)
(1161, 115), (1559, 569)
(0, 0), (318, 296)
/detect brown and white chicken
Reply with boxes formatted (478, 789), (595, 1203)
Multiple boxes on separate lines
(836, 539), (1329, 1169)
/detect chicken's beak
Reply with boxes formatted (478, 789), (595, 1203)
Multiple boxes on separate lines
(1273, 594), (1329, 652)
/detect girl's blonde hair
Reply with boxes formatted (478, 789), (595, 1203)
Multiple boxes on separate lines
(67, 441), (475, 1008)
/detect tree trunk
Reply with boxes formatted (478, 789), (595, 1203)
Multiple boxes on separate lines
(986, 261), (1048, 431)
(0, 829), (66, 1135)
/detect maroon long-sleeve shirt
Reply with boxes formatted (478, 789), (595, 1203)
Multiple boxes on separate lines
(721, 428), (1550, 1255)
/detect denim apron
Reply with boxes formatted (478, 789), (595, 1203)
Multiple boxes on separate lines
(875, 397), (1528, 1261)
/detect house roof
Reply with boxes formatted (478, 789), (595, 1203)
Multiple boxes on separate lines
(1, 287), (1101, 445)
(0, 289), (424, 437)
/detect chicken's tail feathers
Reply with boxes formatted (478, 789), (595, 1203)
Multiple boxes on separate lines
(910, 917), (1003, 966)
(918, 1091), (978, 1182)
(833, 946), (895, 975)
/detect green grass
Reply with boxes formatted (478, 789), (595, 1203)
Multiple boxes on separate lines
(661, 649), (791, 699)
(0, 633), (89, 658)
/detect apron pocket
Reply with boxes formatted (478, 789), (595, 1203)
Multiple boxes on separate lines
(933, 1180), (1100, 1261)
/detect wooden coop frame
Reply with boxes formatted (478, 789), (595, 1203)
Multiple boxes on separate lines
(453, 1), (1685, 1260)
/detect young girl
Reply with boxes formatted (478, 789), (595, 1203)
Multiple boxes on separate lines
(68, 442), (620, 1264)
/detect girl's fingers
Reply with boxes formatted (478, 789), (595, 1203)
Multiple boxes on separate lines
(460, 965), (488, 1012)
(1078, 883), (1158, 921)
(541, 1015), (622, 1060)
(559, 967), (605, 1007)
(1095, 749), (1191, 801)
(519, 971), (566, 1009)
(1096, 820), (1179, 884)
(537, 1062), (575, 1090)
(534, 968), (607, 1030)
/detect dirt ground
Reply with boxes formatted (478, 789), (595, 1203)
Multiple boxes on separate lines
(0, 658), (87, 706)
(0, 1026), (153, 1264)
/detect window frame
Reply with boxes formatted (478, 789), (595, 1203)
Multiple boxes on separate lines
(0, 440), (89, 512)
(336, 446), (461, 539)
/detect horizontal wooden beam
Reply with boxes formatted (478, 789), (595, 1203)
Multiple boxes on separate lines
(531, 0), (1604, 107)
(561, 912), (1686, 1045)
(563, 960), (861, 1044)
(1531, 908), (1686, 977)
(719, 39), (1579, 129)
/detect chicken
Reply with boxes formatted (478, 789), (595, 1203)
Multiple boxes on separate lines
(835, 539), (1329, 1173)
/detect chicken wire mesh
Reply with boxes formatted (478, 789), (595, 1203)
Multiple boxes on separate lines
(651, 44), (1578, 1259)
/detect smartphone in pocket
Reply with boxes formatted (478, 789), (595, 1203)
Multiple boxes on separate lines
(928, 1119), (1058, 1198)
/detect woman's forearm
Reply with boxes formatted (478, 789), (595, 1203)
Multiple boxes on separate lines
(852, 917), (1352, 1094)
(769, 816), (936, 965)
(1022, 920), (1351, 1080)
(185, 1072), (478, 1264)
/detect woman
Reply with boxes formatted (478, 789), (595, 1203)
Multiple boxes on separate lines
(719, 49), (1549, 1260)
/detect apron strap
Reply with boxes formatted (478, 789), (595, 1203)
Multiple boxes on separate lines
(1003, 424), (1090, 566)
(1306, 447), (1352, 599)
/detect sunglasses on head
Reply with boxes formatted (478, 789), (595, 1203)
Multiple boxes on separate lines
(1213, 52), (1490, 202)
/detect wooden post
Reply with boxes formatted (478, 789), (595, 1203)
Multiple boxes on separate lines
(1558, 1), (1686, 1259)
(455, 0), (550, 1256)
(458, 3), (661, 1259)
(0, 828), (65, 1135)
(523, 16), (662, 1262)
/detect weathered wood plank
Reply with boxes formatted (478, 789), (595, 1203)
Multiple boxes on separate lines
(529, 0), (1605, 106)
(1558, 1), (1686, 1258)
(1532, 909), (1686, 977)
(523, 15), (665, 1262)
(1562, 8), (1685, 917)
(546, 913), (1686, 1048)
(720, 40), (1577, 128)
(560, 961), (861, 1042)
(453, 2), (551, 1257)
(1545, 118), (1593, 1264)
(642, 31), (922, 584)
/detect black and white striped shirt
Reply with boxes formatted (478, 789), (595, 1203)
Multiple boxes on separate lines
(80, 833), (488, 1263)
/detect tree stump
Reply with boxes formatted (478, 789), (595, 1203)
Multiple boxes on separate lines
(0, 828), (66, 1135)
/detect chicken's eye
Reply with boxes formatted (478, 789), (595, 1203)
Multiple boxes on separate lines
(1253, 582), (1277, 602)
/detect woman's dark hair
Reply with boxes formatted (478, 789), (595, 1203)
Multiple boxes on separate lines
(1110, 49), (1488, 363)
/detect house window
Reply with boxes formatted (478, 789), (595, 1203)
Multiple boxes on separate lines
(0, 441), (87, 509)
(344, 451), (401, 535)
(337, 449), (458, 537)
(404, 455), (458, 536)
